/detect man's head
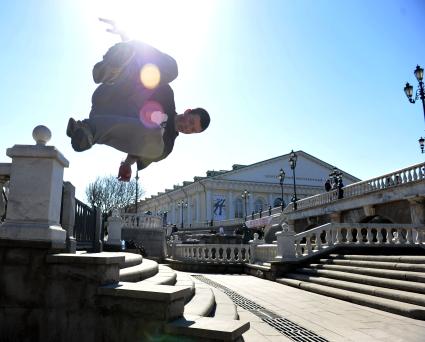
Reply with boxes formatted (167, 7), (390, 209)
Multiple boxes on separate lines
(175, 108), (210, 134)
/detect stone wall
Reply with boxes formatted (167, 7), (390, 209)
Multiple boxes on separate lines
(0, 240), (186, 342)
(122, 227), (166, 260)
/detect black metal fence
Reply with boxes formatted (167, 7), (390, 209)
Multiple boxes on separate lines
(74, 199), (97, 251)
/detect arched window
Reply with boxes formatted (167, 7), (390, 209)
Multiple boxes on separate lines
(234, 198), (244, 218)
(254, 198), (265, 212)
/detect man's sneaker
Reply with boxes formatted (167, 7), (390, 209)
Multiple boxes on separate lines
(71, 125), (94, 152)
(66, 118), (77, 137)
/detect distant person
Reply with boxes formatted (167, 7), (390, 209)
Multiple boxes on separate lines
(325, 179), (332, 192)
(67, 19), (210, 181)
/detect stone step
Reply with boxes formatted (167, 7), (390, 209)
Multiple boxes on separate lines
(309, 263), (425, 283)
(286, 272), (425, 307)
(328, 254), (425, 264)
(166, 317), (250, 342)
(298, 267), (425, 294)
(139, 265), (177, 286)
(276, 277), (425, 320)
(183, 287), (215, 318)
(174, 272), (196, 304)
(119, 258), (158, 282)
(118, 252), (143, 268)
(211, 288), (239, 320)
(319, 258), (425, 272)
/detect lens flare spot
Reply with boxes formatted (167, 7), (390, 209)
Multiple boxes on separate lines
(140, 100), (165, 128)
(140, 63), (161, 89)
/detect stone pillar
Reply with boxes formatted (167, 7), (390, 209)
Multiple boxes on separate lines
(61, 181), (76, 253)
(187, 196), (192, 227)
(249, 232), (262, 263)
(408, 197), (425, 225)
(275, 223), (296, 261)
(106, 210), (124, 246)
(0, 126), (69, 248)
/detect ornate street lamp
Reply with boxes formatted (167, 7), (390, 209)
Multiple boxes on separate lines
(404, 65), (425, 153)
(419, 137), (425, 154)
(278, 168), (285, 211)
(329, 166), (342, 189)
(135, 170), (139, 213)
(289, 150), (298, 210)
(241, 190), (250, 221)
(177, 200), (188, 228)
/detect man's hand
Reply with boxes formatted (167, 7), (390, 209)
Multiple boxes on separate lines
(118, 162), (132, 182)
(99, 18), (129, 41)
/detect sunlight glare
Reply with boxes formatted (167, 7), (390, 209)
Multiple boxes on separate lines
(140, 63), (161, 89)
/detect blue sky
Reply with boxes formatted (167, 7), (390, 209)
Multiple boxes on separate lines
(0, 0), (424, 201)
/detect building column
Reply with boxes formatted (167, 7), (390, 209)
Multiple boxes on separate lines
(249, 192), (254, 215)
(227, 191), (234, 219)
(196, 193), (201, 222)
(206, 190), (212, 222)
(268, 193), (273, 208)
(187, 196), (192, 227)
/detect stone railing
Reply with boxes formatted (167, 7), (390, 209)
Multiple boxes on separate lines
(172, 243), (250, 264)
(191, 217), (245, 228)
(285, 162), (425, 212)
(277, 222), (425, 262)
(122, 213), (162, 228)
(253, 243), (278, 263)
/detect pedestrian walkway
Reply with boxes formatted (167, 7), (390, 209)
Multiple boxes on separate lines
(188, 273), (425, 342)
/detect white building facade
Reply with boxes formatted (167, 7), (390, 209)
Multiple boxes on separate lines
(138, 151), (360, 228)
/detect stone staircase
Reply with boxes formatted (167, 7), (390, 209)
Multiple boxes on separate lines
(109, 252), (249, 340)
(276, 253), (425, 320)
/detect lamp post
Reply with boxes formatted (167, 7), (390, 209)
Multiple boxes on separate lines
(404, 65), (425, 152)
(135, 170), (139, 213)
(241, 190), (250, 221)
(289, 150), (298, 210)
(177, 200), (187, 228)
(278, 168), (285, 211)
(329, 166), (342, 189)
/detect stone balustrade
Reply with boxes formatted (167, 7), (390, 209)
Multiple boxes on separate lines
(173, 243), (250, 264)
(122, 213), (162, 228)
(285, 162), (425, 212)
(279, 222), (425, 261)
(253, 243), (278, 263)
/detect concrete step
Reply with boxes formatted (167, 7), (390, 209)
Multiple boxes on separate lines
(328, 254), (425, 264)
(286, 272), (425, 307)
(95, 251), (143, 269)
(309, 263), (425, 283)
(119, 258), (158, 282)
(211, 288), (239, 320)
(298, 267), (425, 294)
(139, 265), (177, 286)
(183, 287), (215, 318)
(319, 258), (425, 272)
(276, 277), (425, 320)
(166, 317), (250, 341)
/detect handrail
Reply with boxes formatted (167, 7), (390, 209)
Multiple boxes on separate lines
(285, 162), (425, 212)
(122, 213), (162, 228)
(172, 243), (250, 264)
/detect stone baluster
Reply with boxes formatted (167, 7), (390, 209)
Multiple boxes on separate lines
(315, 231), (322, 250)
(405, 227), (413, 245)
(366, 228), (372, 244)
(325, 229), (333, 246)
(346, 228), (353, 243)
(385, 228), (392, 244)
(306, 235), (312, 255)
(335, 227), (342, 244)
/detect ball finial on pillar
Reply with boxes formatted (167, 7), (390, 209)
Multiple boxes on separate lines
(32, 125), (52, 146)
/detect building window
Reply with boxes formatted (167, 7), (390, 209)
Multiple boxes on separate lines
(234, 198), (244, 218)
(254, 198), (265, 212)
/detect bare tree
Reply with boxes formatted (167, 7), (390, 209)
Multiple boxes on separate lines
(85, 175), (144, 213)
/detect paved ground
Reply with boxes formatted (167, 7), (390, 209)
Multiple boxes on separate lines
(190, 273), (425, 342)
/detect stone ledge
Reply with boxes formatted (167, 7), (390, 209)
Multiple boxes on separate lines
(0, 238), (65, 251)
(98, 282), (191, 302)
(166, 317), (250, 341)
(46, 252), (125, 265)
